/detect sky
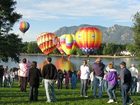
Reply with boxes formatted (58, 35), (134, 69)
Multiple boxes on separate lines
(13, 0), (140, 42)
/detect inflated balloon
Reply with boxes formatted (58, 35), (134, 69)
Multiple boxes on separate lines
(55, 57), (73, 71)
(60, 34), (77, 55)
(19, 21), (30, 33)
(56, 37), (65, 54)
(75, 27), (102, 54)
(37, 32), (58, 55)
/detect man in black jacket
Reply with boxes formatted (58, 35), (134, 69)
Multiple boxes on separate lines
(42, 57), (57, 102)
(120, 61), (133, 105)
(28, 61), (41, 101)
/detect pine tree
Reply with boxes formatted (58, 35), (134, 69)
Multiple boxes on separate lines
(0, 0), (22, 62)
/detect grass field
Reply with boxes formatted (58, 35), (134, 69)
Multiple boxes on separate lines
(0, 82), (140, 105)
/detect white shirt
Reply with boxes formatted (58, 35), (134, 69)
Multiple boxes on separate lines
(80, 65), (90, 79)
(90, 72), (94, 81)
(129, 67), (138, 78)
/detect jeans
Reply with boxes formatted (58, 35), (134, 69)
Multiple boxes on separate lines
(102, 79), (108, 92)
(19, 77), (27, 92)
(130, 77), (137, 95)
(29, 86), (38, 101)
(80, 79), (88, 96)
(93, 76), (103, 98)
(107, 85), (116, 101)
(121, 84), (133, 105)
(44, 79), (56, 102)
(57, 79), (63, 89)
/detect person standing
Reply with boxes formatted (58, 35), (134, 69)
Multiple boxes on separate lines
(120, 61), (133, 105)
(0, 65), (4, 87)
(18, 58), (30, 92)
(42, 57), (58, 102)
(28, 61), (41, 101)
(106, 63), (118, 103)
(57, 69), (64, 89)
(71, 71), (77, 89)
(93, 57), (105, 98)
(80, 60), (90, 97)
(129, 64), (139, 95)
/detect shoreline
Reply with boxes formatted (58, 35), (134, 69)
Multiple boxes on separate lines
(20, 53), (136, 58)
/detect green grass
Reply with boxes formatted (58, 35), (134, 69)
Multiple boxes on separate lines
(0, 82), (140, 105)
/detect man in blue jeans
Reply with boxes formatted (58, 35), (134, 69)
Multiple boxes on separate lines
(42, 57), (58, 102)
(120, 61), (133, 105)
(93, 57), (105, 98)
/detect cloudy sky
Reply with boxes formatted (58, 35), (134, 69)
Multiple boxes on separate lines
(13, 0), (140, 42)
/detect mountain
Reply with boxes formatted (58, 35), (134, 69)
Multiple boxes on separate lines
(54, 24), (134, 44)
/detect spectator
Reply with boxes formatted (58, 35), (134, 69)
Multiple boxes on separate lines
(129, 64), (138, 95)
(0, 65), (4, 87)
(93, 57), (105, 98)
(42, 57), (57, 102)
(120, 61), (133, 105)
(80, 60), (90, 97)
(106, 63), (118, 103)
(28, 61), (41, 101)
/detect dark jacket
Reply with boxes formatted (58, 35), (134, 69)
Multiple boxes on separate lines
(28, 67), (41, 87)
(42, 63), (57, 80)
(57, 71), (64, 81)
(93, 62), (105, 77)
(120, 68), (132, 86)
(0, 66), (4, 78)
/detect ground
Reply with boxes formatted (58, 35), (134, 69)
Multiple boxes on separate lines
(0, 82), (140, 105)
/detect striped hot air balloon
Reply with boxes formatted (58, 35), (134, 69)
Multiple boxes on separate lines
(60, 34), (77, 55)
(36, 32), (58, 55)
(75, 27), (102, 54)
(19, 21), (30, 33)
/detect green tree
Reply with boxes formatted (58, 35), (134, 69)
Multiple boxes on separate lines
(132, 12), (140, 57)
(0, 0), (22, 62)
(27, 41), (41, 53)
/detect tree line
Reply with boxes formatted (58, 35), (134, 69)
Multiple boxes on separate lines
(21, 41), (132, 56)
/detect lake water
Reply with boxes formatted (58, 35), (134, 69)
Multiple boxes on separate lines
(0, 54), (139, 70)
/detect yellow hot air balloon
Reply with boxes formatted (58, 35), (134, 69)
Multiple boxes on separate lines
(60, 34), (77, 55)
(75, 27), (102, 54)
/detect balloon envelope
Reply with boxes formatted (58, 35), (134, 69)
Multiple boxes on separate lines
(55, 57), (73, 71)
(56, 37), (65, 54)
(60, 34), (77, 55)
(75, 27), (102, 54)
(37, 32), (58, 55)
(19, 21), (30, 33)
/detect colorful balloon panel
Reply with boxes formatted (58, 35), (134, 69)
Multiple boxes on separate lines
(55, 57), (73, 71)
(19, 21), (30, 33)
(56, 37), (65, 54)
(60, 34), (77, 55)
(75, 27), (102, 54)
(37, 32), (58, 55)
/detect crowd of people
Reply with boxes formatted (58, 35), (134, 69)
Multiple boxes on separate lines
(0, 57), (140, 105)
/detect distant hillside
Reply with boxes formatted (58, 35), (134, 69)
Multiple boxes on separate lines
(54, 24), (134, 44)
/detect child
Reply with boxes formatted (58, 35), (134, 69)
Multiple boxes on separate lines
(28, 61), (41, 101)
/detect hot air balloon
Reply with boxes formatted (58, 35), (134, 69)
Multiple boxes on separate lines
(54, 57), (73, 71)
(60, 34), (77, 56)
(75, 27), (102, 54)
(56, 37), (65, 54)
(19, 21), (30, 33)
(36, 32), (58, 55)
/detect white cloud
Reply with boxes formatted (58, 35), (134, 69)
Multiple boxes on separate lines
(16, 0), (140, 23)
